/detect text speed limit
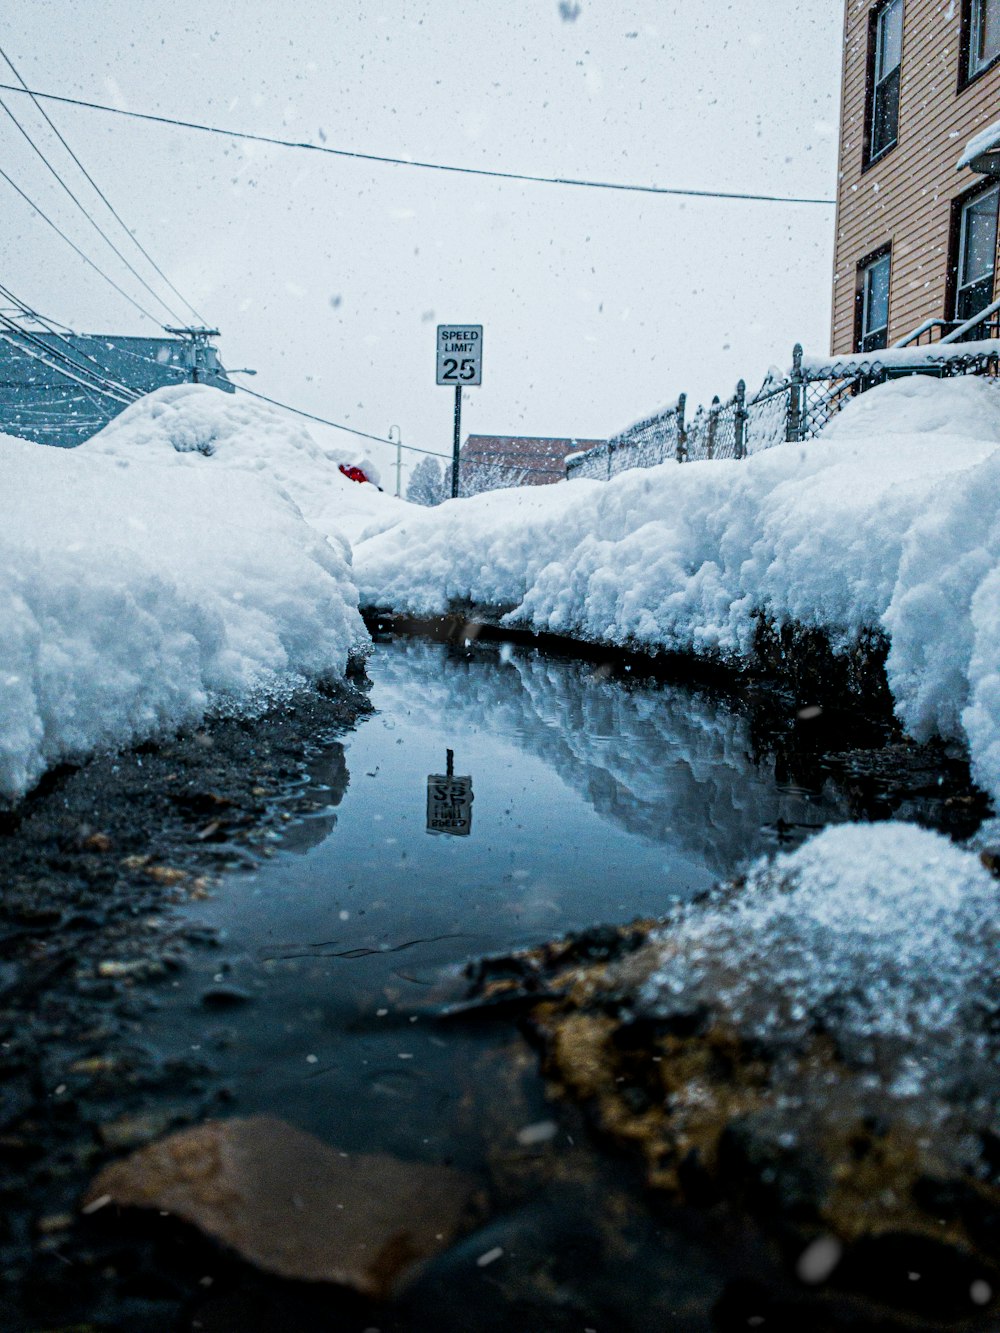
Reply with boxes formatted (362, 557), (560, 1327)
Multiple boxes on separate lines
(437, 325), (483, 386)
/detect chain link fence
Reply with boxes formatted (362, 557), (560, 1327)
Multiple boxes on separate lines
(566, 397), (689, 480)
(566, 341), (1000, 481)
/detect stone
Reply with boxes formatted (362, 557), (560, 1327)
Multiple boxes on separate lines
(82, 1115), (472, 1298)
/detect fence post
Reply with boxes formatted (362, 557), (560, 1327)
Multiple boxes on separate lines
(735, 379), (747, 460)
(706, 396), (720, 460)
(675, 392), (688, 463)
(787, 343), (804, 442)
(607, 439), (613, 480)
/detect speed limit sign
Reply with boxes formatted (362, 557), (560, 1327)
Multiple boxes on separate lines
(436, 326), (483, 386)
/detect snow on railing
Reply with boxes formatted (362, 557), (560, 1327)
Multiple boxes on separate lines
(567, 339), (1000, 480)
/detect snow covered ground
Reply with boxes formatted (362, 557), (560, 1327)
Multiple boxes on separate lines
(354, 375), (1000, 804)
(0, 385), (388, 801)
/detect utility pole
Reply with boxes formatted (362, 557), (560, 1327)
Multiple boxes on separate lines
(392, 426), (403, 498)
(165, 327), (221, 384)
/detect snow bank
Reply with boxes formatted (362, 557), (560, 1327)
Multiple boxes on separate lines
(82, 384), (411, 547)
(0, 428), (367, 801)
(640, 823), (998, 1071)
(354, 376), (1000, 800)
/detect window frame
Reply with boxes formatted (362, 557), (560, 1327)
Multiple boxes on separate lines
(863, 0), (905, 171)
(959, 0), (1000, 91)
(854, 244), (893, 354)
(948, 181), (1000, 336)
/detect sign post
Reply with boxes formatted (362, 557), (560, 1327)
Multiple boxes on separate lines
(436, 325), (483, 498)
(426, 749), (474, 837)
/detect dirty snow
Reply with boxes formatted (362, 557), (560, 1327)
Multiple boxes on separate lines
(354, 375), (1000, 802)
(0, 422), (367, 801)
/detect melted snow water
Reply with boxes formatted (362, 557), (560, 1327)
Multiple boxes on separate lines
(148, 637), (853, 1157)
(140, 636), (863, 1325)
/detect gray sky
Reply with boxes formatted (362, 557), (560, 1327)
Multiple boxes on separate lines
(3, 1), (843, 485)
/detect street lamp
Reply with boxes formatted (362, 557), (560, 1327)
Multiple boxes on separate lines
(388, 425), (403, 497)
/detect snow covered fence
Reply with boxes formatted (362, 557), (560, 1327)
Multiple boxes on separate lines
(568, 338), (1000, 480)
(794, 339), (1000, 439)
(566, 395), (688, 480)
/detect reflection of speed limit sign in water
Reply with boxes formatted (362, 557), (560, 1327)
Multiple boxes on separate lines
(436, 326), (483, 386)
(426, 773), (474, 836)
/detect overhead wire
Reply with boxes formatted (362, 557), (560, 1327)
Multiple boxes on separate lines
(0, 45), (208, 326)
(229, 383), (453, 458)
(0, 315), (135, 405)
(0, 83), (838, 207)
(0, 161), (163, 325)
(0, 280), (144, 400)
(23, 323), (457, 459)
(0, 316), (139, 404)
(2, 303), (563, 472)
(0, 94), (187, 325)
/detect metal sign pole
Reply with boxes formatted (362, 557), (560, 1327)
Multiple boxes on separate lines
(451, 387), (462, 499)
(436, 325), (482, 498)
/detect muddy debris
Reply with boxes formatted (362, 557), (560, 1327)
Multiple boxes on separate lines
(0, 678), (372, 1331)
(456, 838), (1000, 1330)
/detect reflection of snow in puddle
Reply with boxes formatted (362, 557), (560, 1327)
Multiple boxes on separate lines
(147, 637), (856, 1166)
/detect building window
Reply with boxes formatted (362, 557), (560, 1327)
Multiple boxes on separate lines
(953, 184), (999, 336)
(866, 0), (903, 166)
(856, 249), (892, 352)
(964, 0), (1000, 83)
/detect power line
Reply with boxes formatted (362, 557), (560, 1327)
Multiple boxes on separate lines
(231, 383), (452, 458)
(0, 46), (207, 326)
(0, 316), (136, 405)
(0, 280), (146, 399)
(0, 313), (139, 403)
(0, 161), (163, 325)
(53, 333), (454, 458)
(0, 83), (838, 207)
(0, 94), (188, 325)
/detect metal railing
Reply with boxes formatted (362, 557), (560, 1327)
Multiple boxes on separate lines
(566, 339), (1000, 480)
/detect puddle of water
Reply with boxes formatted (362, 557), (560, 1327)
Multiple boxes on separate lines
(140, 638), (853, 1157)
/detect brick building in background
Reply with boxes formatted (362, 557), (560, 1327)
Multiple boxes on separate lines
(461, 434), (604, 486)
(833, 0), (1000, 354)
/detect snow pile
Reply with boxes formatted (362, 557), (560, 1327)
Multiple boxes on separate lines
(639, 823), (998, 1065)
(82, 385), (410, 547)
(354, 376), (1000, 800)
(0, 429), (367, 801)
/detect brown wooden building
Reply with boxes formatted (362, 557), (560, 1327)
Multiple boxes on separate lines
(832, 0), (1000, 355)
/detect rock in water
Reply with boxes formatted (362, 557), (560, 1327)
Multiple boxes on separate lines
(82, 1115), (472, 1298)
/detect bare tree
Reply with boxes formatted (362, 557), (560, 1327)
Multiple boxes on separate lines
(406, 456), (447, 506)
(459, 457), (528, 497)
